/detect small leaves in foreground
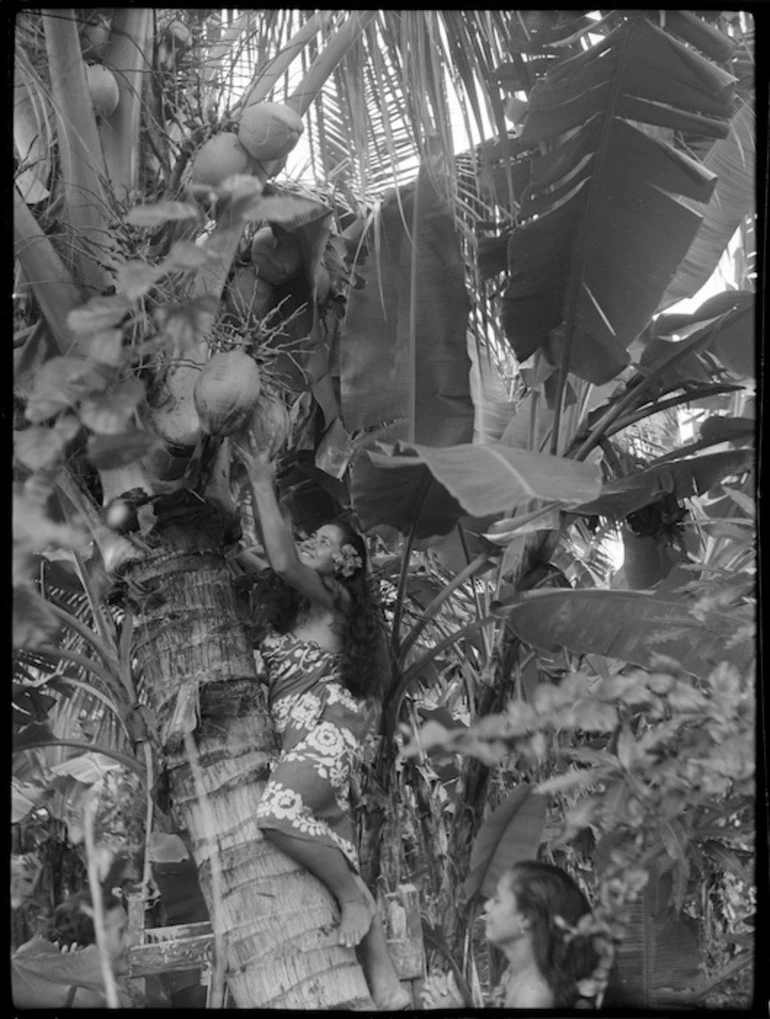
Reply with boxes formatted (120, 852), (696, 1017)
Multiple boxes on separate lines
(155, 296), (218, 351)
(25, 357), (111, 423)
(78, 380), (146, 435)
(86, 429), (159, 470)
(67, 295), (133, 334)
(126, 200), (201, 227)
(14, 415), (80, 472)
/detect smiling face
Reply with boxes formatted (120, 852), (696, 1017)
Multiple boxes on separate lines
(298, 524), (347, 575)
(483, 873), (529, 948)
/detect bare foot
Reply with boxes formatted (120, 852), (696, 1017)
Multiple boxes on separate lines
(372, 986), (411, 1011)
(338, 897), (376, 947)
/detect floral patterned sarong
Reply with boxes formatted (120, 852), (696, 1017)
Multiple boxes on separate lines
(256, 630), (374, 870)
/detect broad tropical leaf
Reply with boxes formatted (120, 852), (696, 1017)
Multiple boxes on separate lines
(345, 161), (475, 535)
(492, 589), (753, 678)
(641, 290), (755, 381)
(661, 102), (756, 307)
(573, 449), (754, 520)
(610, 875), (702, 1007)
(500, 17), (736, 384)
(463, 784), (547, 903)
(367, 441), (601, 517)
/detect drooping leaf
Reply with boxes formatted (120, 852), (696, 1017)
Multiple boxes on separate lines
(492, 589), (753, 678)
(344, 160), (475, 536)
(661, 102), (755, 307)
(499, 18), (736, 384)
(573, 449), (755, 520)
(367, 441), (602, 517)
(463, 784), (547, 903)
(638, 290), (755, 382)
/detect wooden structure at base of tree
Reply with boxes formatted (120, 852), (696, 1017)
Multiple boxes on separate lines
(126, 882), (426, 1008)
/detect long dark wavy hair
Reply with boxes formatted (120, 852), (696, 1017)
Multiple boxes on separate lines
(508, 861), (600, 1008)
(249, 518), (389, 702)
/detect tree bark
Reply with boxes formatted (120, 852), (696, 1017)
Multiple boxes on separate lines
(125, 503), (374, 1008)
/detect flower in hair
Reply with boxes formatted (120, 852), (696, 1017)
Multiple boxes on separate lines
(331, 543), (363, 578)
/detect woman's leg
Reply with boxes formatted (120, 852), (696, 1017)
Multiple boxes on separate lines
(262, 828), (375, 947)
(354, 878), (411, 1010)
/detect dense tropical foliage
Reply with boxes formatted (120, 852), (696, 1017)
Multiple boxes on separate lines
(13, 8), (756, 1010)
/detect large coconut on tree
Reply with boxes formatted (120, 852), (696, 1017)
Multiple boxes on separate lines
(191, 133), (255, 188)
(237, 101), (304, 163)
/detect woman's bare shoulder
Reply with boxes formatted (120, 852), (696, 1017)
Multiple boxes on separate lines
(505, 973), (554, 1008)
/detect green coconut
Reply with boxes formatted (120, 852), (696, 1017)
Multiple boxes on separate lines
(237, 102), (303, 163)
(250, 226), (303, 286)
(86, 63), (120, 118)
(79, 15), (111, 61)
(194, 350), (261, 437)
(190, 133), (253, 188)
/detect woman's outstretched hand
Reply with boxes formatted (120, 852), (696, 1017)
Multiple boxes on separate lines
(232, 432), (274, 483)
(419, 971), (464, 1010)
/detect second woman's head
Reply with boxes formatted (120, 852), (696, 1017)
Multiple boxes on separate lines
(484, 861), (599, 1006)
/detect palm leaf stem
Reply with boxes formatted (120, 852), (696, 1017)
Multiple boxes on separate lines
(13, 189), (82, 354)
(287, 11), (377, 119)
(606, 382), (746, 438)
(42, 9), (113, 292)
(233, 10), (336, 113)
(100, 8), (152, 202)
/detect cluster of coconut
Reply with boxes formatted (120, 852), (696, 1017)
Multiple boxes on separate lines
(190, 101), (304, 188)
(193, 347), (291, 457)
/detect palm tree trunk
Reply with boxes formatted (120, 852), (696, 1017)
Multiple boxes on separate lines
(125, 501), (373, 1008)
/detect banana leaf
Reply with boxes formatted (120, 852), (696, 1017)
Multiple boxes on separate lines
(344, 161), (475, 536)
(641, 290), (755, 381)
(500, 18), (736, 384)
(572, 448), (755, 520)
(492, 589), (753, 679)
(366, 441), (601, 517)
(661, 102), (755, 308)
(463, 784), (547, 903)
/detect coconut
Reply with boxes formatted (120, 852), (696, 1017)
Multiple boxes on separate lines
(250, 226), (303, 285)
(194, 350), (261, 437)
(86, 63), (120, 118)
(79, 15), (111, 61)
(237, 102), (303, 164)
(247, 392), (291, 459)
(224, 267), (276, 322)
(190, 133), (254, 188)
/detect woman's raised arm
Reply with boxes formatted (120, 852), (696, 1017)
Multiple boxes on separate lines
(233, 436), (337, 610)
